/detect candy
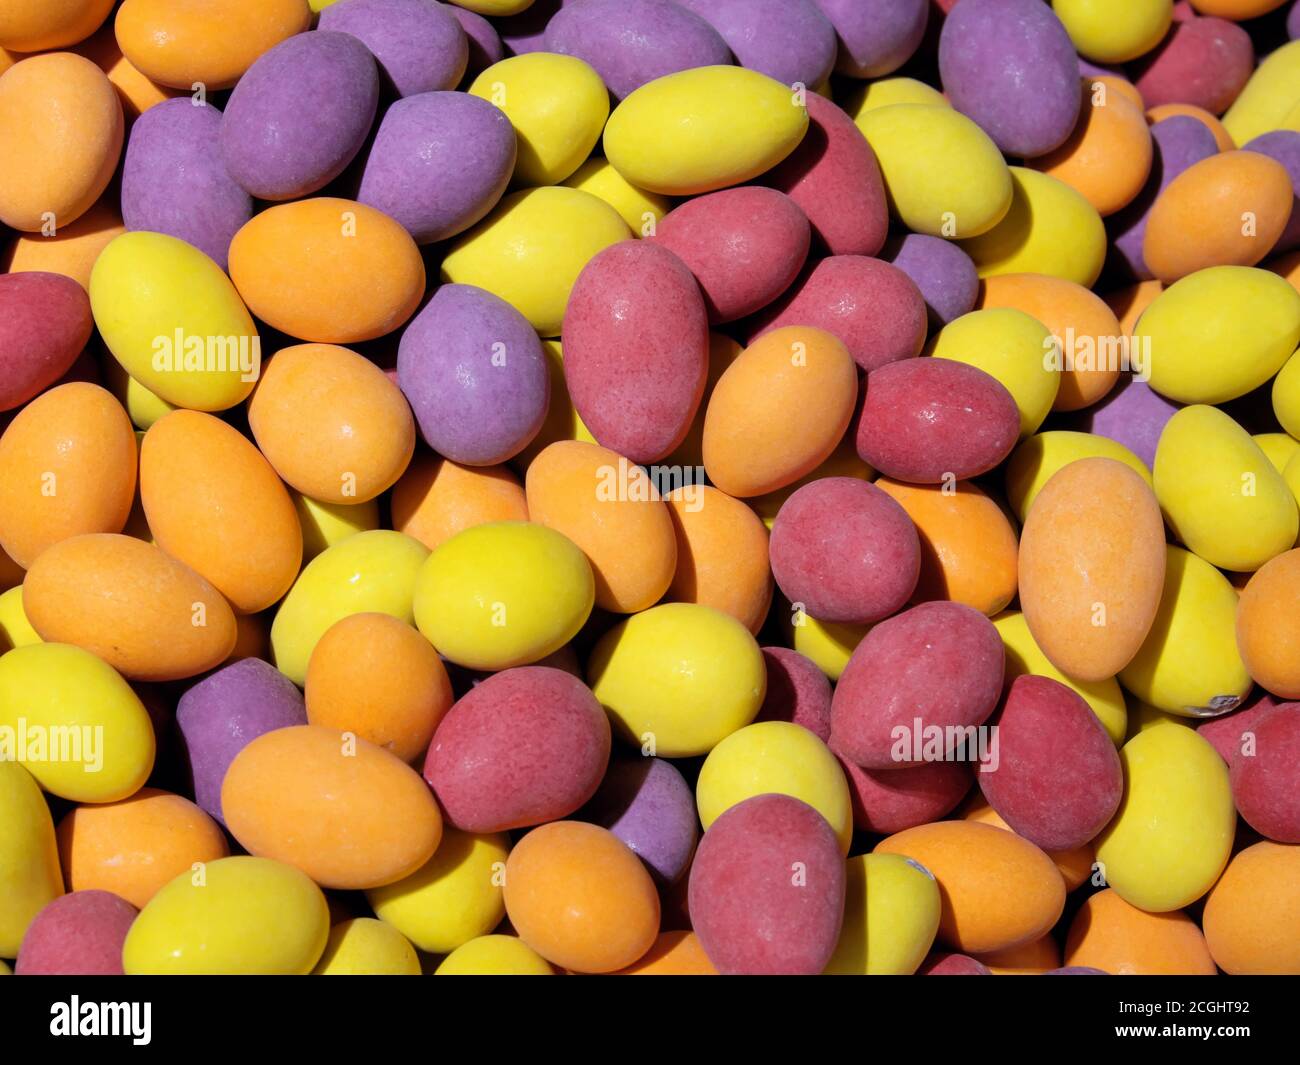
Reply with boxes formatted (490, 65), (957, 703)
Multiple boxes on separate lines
(831, 601), (1004, 769)
(678, 0), (836, 89)
(15, 890), (136, 976)
(856, 358), (1020, 482)
(367, 828), (508, 953)
(504, 821), (660, 973)
(122, 856), (329, 975)
(1095, 724), (1235, 911)
(769, 477), (920, 625)
(413, 521), (593, 670)
(358, 91), (515, 245)
(1132, 15), (1252, 114)
(817, 0), (928, 78)
(0, 273), (94, 412)
(613, 930), (718, 975)
(0, 54), (123, 233)
(306, 612), (453, 763)
(399, 284), (547, 465)
(880, 234), (980, 326)
(689, 794), (845, 975)
(222, 724), (442, 889)
(391, 453), (528, 551)
(312, 918), (421, 976)
(319, 0), (468, 96)
(57, 788), (229, 908)
(435, 935), (554, 975)
(1202, 842), (1300, 975)
(1237, 549), (1300, 698)
(1063, 889), (1217, 974)
(544, 0), (730, 100)
(1229, 703), (1300, 841)
(425, 666), (610, 832)
(1053, 0), (1172, 64)
(603, 66), (808, 196)
(0, 1), (114, 52)
(579, 757), (698, 885)
(0, 762), (64, 957)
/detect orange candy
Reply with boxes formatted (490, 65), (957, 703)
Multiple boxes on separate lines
(1235, 548), (1300, 698)
(504, 821), (660, 974)
(221, 724), (443, 891)
(1104, 278), (1163, 336)
(960, 794), (1094, 892)
(0, 382), (136, 568)
(1202, 841), (1300, 975)
(614, 931), (719, 975)
(56, 788), (229, 908)
(114, 0), (311, 91)
(981, 272), (1124, 411)
(141, 410), (302, 614)
(392, 452), (529, 552)
(305, 612), (453, 764)
(73, 22), (177, 126)
(23, 533), (237, 681)
(229, 199), (425, 344)
(875, 477), (1018, 617)
(248, 344), (415, 505)
(874, 821), (1065, 954)
(1143, 151), (1293, 283)
(703, 326), (858, 498)
(974, 935), (1061, 975)
(0, 53), (123, 232)
(1064, 888), (1217, 975)
(525, 440), (677, 613)
(1089, 74), (1145, 111)
(1018, 458), (1166, 682)
(1031, 82), (1153, 218)
(0, 0), (114, 52)
(663, 484), (772, 634)
(2, 199), (125, 292)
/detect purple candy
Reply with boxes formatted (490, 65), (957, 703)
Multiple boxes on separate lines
(175, 658), (307, 826)
(679, 0), (837, 88)
(1066, 373), (1180, 469)
(814, 0), (928, 79)
(1291, 0), (1300, 40)
(938, 0), (1081, 158)
(320, 0), (467, 97)
(443, 4), (504, 79)
(1108, 115), (1219, 280)
(545, 0), (731, 100)
(220, 31), (379, 202)
(580, 757), (699, 885)
(397, 283), (549, 465)
(120, 99), (252, 271)
(1244, 130), (1300, 254)
(881, 233), (979, 326)
(358, 91), (515, 244)
(754, 646), (833, 741)
(497, 0), (575, 55)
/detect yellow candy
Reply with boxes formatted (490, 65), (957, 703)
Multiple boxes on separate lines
(1095, 724), (1234, 912)
(696, 721), (853, 854)
(123, 856), (330, 975)
(367, 828), (509, 954)
(0, 642), (154, 802)
(103, 356), (176, 431)
(89, 231), (260, 412)
(0, 960), (8, 975)
(844, 77), (947, 123)
(1119, 546), (1251, 716)
(931, 308), (1061, 437)
(435, 934), (555, 975)
(1273, 350), (1300, 439)
(825, 853), (941, 975)
(312, 918), (421, 976)
(0, 761), (63, 956)
(589, 602), (765, 757)
(563, 158), (670, 235)
(441, 187), (629, 336)
(449, 0), (533, 14)
(1223, 39), (1300, 146)
(857, 104), (1012, 239)
(271, 529), (430, 685)
(781, 603), (868, 681)
(1136, 266), (1300, 403)
(469, 54), (608, 186)
(413, 521), (593, 670)
(959, 167), (1107, 288)
(0, 586), (41, 652)
(1006, 430), (1151, 521)
(1254, 431), (1300, 474)
(1286, 450), (1300, 514)
(1153, 405), (1298, 572)
(604, 66), (808, 196)
(1124, 700), (1186, 741)
(294, 493), (379, 563)
(1052, 0), (1172, 63)
(994, 611), (1127, 744)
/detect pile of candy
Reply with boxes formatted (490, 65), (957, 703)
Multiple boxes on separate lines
(1, 0), (1299, 978)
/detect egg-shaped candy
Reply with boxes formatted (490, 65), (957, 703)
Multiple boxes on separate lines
(358, 91), (515, 245)
(0, 273), (94, 412)
(579, 757), (698, 886)
(1132, 15), (1252, 115)
(563, 241), (709, 462)
(0, 762), (65, 956)
(1064, 888), (1216, 974)
(818, 0), (928, 78)
(678, 0), (836, 88)
(319, 0), (468, 96)
(0, 0), (114, 51)
(1237, 549), (1300, 700)
(1006, 431), (1151, 524)
(1203, 842), (1300, 975)
(881, 234), (979, 327)
(312, 918), (420, 976)
(827, 853), (941, 976)
(15, 891), (137, 976)
(390, 453), (528, 552)
(121, 99), (251, 271)
(689, 794), (845, 975)
(1229, 704), (1300, 842)
(435, 935), (554, 976)
(837, 756), (973, 835)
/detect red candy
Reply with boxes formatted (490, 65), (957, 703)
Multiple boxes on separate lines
(754, 646), (833, 741)
(1229, 702), (1300, 843)
(0, 272), (93, 411)
(15, 890), (138, 976)
(837, 754), (973, 835)
(1132, 17), (1254, 117)
(918, 952), (993, 975)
